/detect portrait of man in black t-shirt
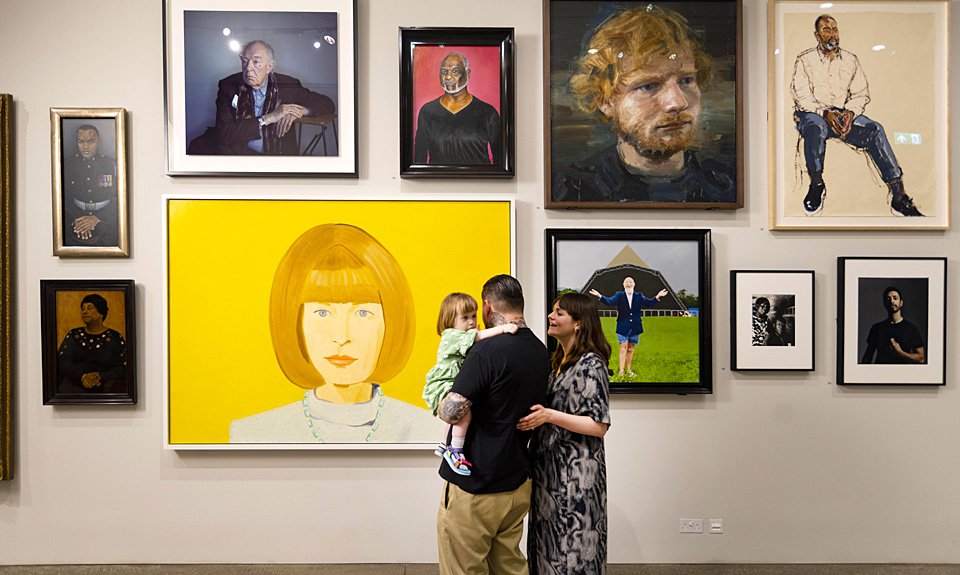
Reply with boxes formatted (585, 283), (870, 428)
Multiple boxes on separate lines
(859, 283), (927, 365)
(413, 51), (502, 165)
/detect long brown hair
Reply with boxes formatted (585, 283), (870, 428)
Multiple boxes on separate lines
(550, 292), (612, 374)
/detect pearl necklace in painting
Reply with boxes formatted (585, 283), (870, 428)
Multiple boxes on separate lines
(301, 389), (385, 443)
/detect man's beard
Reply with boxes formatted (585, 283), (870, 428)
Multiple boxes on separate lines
(443, 79), (468, 95)
(619, 112), (698, 159)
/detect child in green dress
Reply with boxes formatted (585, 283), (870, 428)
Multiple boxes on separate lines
(423, 293), (517, 476)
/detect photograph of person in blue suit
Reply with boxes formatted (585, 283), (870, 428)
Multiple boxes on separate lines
(590, 277), (668, 377)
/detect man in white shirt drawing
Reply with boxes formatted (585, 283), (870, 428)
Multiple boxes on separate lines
(791, 14), (921, 217)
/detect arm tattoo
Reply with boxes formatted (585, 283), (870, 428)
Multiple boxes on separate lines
(439, 392), (472, 424)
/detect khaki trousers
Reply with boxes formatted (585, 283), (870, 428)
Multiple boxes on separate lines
(437, 479), (531, 575)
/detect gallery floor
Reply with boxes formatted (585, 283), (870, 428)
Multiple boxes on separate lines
(1, 566), (960, 574)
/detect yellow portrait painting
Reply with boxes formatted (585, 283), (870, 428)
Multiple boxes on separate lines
(166, 198), (513, 447)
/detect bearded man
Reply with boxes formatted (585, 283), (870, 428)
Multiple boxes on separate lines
(552, 5), (735, 203)
(414, 51), (502, 165)
(791, 14), (921, 217)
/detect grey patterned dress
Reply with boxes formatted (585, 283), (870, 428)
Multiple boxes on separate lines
(528, 352), (611, 575)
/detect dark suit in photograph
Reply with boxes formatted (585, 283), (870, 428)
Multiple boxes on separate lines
(598, 291), (660, 339)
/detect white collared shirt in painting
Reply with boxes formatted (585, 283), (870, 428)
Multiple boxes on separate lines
(791, 47), (870, 116)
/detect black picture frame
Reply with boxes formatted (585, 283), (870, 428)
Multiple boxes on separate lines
(41, 280), (137, 405)
(545, 228), (712, 394)
(837, 257), (947, 386)
(162, 0), (359, 177)
(730, 270), (815, 371)
(399, 27), (515, 178)
(544, 0), (743, 209)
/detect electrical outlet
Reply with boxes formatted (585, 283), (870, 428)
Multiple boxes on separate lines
(709, 519), (723, 534)
(680, 518), (703, 533)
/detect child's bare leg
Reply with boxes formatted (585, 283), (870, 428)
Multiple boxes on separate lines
(450, 411), (472, 452)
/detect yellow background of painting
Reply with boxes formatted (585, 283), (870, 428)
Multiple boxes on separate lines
(780, 7), (937, 217)
(56, 290), (127, 343)
(167, 199), (512, 444)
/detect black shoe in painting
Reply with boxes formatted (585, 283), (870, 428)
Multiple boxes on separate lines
(890, 194), (924, 217)
(803, 181), (826, 216)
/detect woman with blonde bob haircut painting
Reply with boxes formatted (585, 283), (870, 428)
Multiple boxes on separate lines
(230, 223), (439, 444)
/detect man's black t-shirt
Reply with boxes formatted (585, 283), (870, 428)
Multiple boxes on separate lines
(439, 327), (549, 494)
(865, 319), (925, 364)
(413, 97), (501, 165)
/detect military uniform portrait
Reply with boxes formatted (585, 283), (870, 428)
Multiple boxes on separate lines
(51, 108), (128, 257)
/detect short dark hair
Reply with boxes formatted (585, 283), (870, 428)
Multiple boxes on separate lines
(81, 294), (109, 320)
(814, 14), (835, 33)
(754, 297), (770, 310)
(481, 274), (524, 314)
(76, 124), (100, 138)
(883, 286), (903, 300)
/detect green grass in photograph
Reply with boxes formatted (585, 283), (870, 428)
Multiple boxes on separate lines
(601, 316), (700, 383)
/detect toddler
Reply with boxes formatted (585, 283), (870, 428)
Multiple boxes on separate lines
(423, 293), (517, 476)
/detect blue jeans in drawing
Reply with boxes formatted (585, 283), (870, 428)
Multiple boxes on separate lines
(795, 112), (902, 183)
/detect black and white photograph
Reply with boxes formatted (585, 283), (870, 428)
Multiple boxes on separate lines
(731, 270), (814, 371)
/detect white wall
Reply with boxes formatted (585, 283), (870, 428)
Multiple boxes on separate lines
(2, 0), (959, 565)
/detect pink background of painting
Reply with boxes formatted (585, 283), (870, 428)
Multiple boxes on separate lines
(411, 45), (502, 151)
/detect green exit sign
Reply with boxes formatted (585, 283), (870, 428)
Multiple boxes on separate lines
(894, 132), (922, 145)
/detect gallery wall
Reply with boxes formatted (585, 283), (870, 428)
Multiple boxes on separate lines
(2, 0), (960, 565)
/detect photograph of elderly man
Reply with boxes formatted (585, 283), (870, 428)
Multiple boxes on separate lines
(181, 11), (340, 157)
(548, 2), (739, 205)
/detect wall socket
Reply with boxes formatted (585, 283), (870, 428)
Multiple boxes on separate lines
(709, 519), (723, 534)
(680, 518), (703, 533)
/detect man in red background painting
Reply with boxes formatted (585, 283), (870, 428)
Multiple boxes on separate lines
(414, 52), (501, 165)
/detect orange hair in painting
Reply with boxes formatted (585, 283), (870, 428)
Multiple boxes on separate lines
(269, 224), (415, 390)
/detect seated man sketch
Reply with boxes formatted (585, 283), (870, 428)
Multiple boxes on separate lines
(791, 14), (921, 217)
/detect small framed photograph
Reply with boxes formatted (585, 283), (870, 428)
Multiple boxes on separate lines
(51, 108), (128, 257)
(730, 270), (815, 371)
(399, 27), (515, 178)
(837, 257), (946, 385)
(0, 94), (12, 479)
(544, 0), (743, 209)
(41, 280), (137, 405)
(768, 0), (949, 230)
(163, 0), (357, 176)
(545, 228), (712, 394)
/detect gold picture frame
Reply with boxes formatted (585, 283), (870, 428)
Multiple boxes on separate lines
(0, 94), (12, 480)
(767, 0), (950, 230)
(51, 107), (129, 257)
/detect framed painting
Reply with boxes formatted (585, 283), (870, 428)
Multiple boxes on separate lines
(51, 108), (129, 257)
(399, 27), (515, 178)
(545, 228), (712, 394)
(40, 280), (137, 405)
(163, 0), (357, 176)
(730, 270), (814, 371)
(768, 0), (949, 230)
(0, 94), (12, 479)
(837, 257), (946, 385)
(543, 0), (743, 209)
(164, 197), (515, 448)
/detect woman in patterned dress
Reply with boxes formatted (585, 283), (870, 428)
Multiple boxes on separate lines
(518, 291), (612, 574)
